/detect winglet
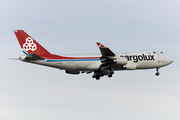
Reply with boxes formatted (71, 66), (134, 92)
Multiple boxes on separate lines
(96, 42), (105, 48)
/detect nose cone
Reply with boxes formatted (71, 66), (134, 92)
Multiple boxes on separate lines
(166, 56), (173, 65)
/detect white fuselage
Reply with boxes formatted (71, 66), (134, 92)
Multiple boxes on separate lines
(21, 51), (173, 71)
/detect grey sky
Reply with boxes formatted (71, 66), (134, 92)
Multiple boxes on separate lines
(0, 0), (180, 120)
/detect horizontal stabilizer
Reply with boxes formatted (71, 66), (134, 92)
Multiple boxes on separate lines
(8, 58), (19, 60)
(25, 53), (45, 60)
(20, 53), (45, 61)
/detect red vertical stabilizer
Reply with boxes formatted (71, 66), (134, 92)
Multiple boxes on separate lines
(14, 30), (51, 55)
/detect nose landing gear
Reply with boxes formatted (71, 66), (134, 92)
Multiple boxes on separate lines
(155, 68), (160, 76)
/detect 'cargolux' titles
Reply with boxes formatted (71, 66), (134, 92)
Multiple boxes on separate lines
(120, 54), (155, 63)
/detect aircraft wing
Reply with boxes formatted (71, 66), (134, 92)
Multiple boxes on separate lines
(96, 42), (115, 57)
(96, 42), (117, 70)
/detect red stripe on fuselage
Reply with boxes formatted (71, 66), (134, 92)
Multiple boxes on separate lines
(39, 54), (100, 60)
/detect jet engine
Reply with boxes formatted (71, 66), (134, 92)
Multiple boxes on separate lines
(123, 63), (137, 70)
(65, 70), (80, 75)
(113, 57), (127, 65)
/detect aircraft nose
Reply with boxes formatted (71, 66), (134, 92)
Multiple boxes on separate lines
(166, 56), (173, 64)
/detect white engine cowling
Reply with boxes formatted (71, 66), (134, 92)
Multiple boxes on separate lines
(114, 57), (127, 65)
(123, 63), (137, 70)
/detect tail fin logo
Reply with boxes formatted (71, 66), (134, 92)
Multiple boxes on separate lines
(23, 37), (37, 51)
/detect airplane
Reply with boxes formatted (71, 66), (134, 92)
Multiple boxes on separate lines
(14, 30), (173, 80)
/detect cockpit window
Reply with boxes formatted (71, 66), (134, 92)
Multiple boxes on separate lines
(120, 55), (124, 58)
(161, 52), (163, 54)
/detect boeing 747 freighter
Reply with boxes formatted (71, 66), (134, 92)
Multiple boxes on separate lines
(14, 30), (173, 80)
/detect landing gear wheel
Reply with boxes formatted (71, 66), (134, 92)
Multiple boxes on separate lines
(108, 74), (112, 78)
(96, 76), (100, 80)
(92, 75), (96, 78)
(111, 71), (114, 74)
(108, 68), (114, 78)
(155, 68), (160, 76)
(156, 72), (160, 76)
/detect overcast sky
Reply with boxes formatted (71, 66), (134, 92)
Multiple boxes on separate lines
(0, 0), (180, 120)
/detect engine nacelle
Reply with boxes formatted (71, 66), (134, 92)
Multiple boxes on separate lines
(114, 57), (127, 65)
(123, 63), (137, 70)
(19, 55), (27, 61)
(65, 70), (80, 75)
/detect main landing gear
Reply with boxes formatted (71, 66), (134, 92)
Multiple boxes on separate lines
(155, 68), (160, 76)
(92, 68), (114, 80)
(108, 69), (114, 78)
(92, 71), (101, 80)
